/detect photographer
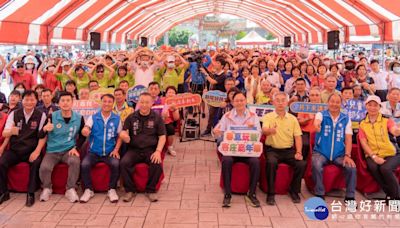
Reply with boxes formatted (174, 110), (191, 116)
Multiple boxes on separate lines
(200, 55), (230, 136)
(186, 51), (212, 118)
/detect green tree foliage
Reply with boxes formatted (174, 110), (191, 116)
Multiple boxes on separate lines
(157, 28), (193, 47)
(265, 33), (276, 40)
(235, 31), (247, 40)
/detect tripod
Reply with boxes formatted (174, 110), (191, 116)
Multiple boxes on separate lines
(180, 105), (215, 143)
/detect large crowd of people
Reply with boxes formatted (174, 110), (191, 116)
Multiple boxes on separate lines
(0, 46), (399, 209)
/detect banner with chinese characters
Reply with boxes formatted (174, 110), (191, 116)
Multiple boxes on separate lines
(89, 88), (115, 104)
(127, 85), (147, 103)
(165, 93), (202, 108)
(290, 102), (328, 114)
(218, 126), (263, 157)
(247, 104), (275, 117)
(342, 99), (366, 122)
(72, 100), (100, 120)
(202, 90), (227, 107)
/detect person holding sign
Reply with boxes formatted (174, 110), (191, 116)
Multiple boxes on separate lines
(0, 91), (47, 207)
(119, 92), (166, 203)
(38, 91), (86, 203)
(214, 92), (261, 208)
(262, 92), (306, 205)
(161, 86), (180, 157)
(312, 93), (356, 202)
(80, 94), (122, 203)
(359, 95), (400, 201)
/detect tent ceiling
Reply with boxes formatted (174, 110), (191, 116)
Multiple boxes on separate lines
(0, 0), (398, 45)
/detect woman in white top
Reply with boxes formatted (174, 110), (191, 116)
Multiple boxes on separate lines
(388, 61), (400, 90)
(244, 66), (258, 104)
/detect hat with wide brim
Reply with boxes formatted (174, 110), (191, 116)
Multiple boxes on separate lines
(389, 60), (400, 71)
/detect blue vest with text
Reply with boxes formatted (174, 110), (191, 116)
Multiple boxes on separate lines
(313, 110), (349, 161)
(89, 111), (120, 157)
(47, 110), (81, 153)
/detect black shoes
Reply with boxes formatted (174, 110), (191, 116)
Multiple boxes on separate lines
(0, 192), (10, 205)
(222, 194), (231, 208)
(26, 193), (35, 207)
(289, 191), (301, 204)
(245, 193), (260, 207)
(266, 194), (275, 206)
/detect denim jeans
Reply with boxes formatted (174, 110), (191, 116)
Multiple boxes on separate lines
(312, 152), (357, 198)
(81, 153), (120, 190)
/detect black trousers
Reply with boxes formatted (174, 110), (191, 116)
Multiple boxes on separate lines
(301, 132), (310, 159)
(206, 106), (217, 131)
(221, 154), (260, 195)
(366, 154), (400, 199)
(120, 150), (163, 193)
(264, 147), (306, 195)
(0, 150), (42, 194)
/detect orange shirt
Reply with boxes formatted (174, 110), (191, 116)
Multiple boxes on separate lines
(298, 113), (316, 133)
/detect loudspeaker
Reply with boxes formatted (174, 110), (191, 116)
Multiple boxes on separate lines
(284, 36), (291, 47)
(90, 32), (101, 50)
(327, 30), (340, 50)
(140, 37), (148, 47)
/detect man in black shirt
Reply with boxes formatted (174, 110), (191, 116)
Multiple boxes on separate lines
(37, 89), (59, 115)
(119, 92), (166, 203)
(0, 90), (47, 207)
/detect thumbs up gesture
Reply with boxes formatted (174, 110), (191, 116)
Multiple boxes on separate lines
(43, 117), (54, 132)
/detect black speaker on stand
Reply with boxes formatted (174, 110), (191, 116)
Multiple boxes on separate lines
(140, 37), (148, 47)
(90, 32), (101, 50)
(284, 36), (291, 47)
(327, 30), (340, 50)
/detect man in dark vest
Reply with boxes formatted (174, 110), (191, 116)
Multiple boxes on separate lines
(0, 90), (47, 207)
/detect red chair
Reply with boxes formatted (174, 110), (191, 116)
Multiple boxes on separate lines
(90, 162), (110, 192)
(132, 163), (164, 192)
(131, 146), (167, 192)
(52, 163), (69, 194)
(259, 153), (294, 194)
(8, 162), (30, 192)
(219, 162), (250, 194)
(354, 136), (400, 194)
(304, 133), (346, 193)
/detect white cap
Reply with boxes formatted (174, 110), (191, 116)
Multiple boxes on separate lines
(166, 55), (175, 62)
(365, 95), (381, 106)
(24, 57), (35, 64)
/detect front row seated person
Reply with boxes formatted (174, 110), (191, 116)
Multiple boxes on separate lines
(80, 94), (122, 203)
(119, 92), (166, 203)
(213, 92), (261, 208)
(38, 91), (85, 203)
(0, 90), (47, 207)
(262, 92), (306, 206)
(312, 93), (357, 202)
(359, 95), (400, 201)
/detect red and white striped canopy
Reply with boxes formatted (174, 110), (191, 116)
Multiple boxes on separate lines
(0, 0), (399, 45)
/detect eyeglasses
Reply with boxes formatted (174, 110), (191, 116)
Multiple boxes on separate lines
(17, 65), (24, 68)
(97, 71), (104, 73)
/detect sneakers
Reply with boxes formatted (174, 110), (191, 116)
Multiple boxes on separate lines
(222, 194), (231, 208)
(40, 188), (52, 202)
(122, 192), (136, 202)
(245, 193), (260, 207)
(168, 146), (177, 157)
(65, 188), (79, 203)
(145, 192), (158, 202)
(80, 189), (94, 203)
(107, 189), (119, 203)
